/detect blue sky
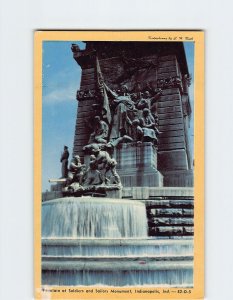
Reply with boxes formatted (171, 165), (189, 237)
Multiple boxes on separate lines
(42, 41), (194, 192)
(184, 42), (194, 164)
(42, 41), (85, 191)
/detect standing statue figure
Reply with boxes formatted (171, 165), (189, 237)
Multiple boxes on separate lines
(67, 155), (86, 185)
(88, 116), (109, 144)
(83, 154), (103, 186)
(106, 85), (136, 141)
(60, 146), (69, 178)
(90, 144), (121, 186)
(137, 89), (162, 124)
(140, 108), (160, 144)
(137, 91), (152, 110)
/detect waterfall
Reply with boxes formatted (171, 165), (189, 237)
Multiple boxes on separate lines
(42, 197), (148, 238)
(42, 196), (193, 287)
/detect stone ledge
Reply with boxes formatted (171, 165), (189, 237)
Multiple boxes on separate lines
(122, 187), (194, 199)
(145, 200), (194, 208)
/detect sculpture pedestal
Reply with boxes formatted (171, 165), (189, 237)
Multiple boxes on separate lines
(115, 142), (163, 187)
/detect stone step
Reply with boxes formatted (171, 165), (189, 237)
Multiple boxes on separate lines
(149, 226), (194, 236)
(145, 199), (194, 208)
(149, 208), (193, 217)
(148, 218), (194, 226)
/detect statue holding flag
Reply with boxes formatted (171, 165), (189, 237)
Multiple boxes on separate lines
(108, 86), (136, 141)
(96, 56), (137, 142)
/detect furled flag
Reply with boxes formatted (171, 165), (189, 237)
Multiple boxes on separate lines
(96, 56), (112, 124)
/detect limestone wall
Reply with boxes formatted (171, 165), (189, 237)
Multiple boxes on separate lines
(122, 187), (194, 237)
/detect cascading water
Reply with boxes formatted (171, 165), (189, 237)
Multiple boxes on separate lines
(42, 196), (193, 286)
(42, 197), (148, 238)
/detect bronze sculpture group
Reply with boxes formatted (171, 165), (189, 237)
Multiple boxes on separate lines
(62, 145), (122, 195)
(85, 84), (162, 145)
(60, 56), (163, 195)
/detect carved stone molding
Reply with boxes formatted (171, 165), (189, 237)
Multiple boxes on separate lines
(157, 76), (183, 92)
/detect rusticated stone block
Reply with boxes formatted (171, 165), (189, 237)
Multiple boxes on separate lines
(158, 149), (189, 171)
(147, 200), (171, 208)
(171, 218), (194, 226)
(154, 208), (183, 217)
(146, 200), (193, 209)
(183, 227), (194, 234)
(153, 218), (170, 226)
(149, 217), (193, 227)
(157, 99), (181, 108)
(169, 200), (194, 208)
(182, 209), (194, 217)
(163, 170), (194, 187)
(158, 106), (182, 114)
(155, 226), (183, 235)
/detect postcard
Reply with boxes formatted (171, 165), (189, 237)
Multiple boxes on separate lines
(34, 30), (204, 299)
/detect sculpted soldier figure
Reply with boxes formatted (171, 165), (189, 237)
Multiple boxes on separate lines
(88, 116), (109, 144)
(137, 89), (162, 124)
(60, 146), (69, 178)
(67, 155), (86, 185)
(82, 154), (103, 186)
(90, 144), (121, 186)
(137, 91), (152, 110)
(130, 119), (143, 142)
(140, 108), (160, 144)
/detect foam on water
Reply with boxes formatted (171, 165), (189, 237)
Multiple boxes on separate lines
(42, 197), (148, 238)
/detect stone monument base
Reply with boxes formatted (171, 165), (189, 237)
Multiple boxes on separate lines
(115, 142), (163, 187)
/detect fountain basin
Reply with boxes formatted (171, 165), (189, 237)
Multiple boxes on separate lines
(42, 197), (148, 238)
(42, 197), (193, 286)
